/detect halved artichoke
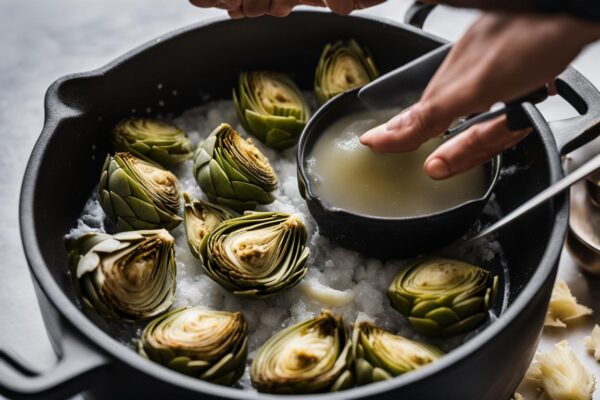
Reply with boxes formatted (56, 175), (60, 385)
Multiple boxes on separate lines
(387, 257), (498, 337)
(353, 320), (443, 385)
(199, 211), (310, 298)
(99, 152), (182, 231)
(66, 229), (176, 320)
(193, 123), (278, 212)
(183, 192), (235, 258)
(138, 307), (248, 386)
(251, 311), (354, 394)
(314, 39), (379, 105)
(233, 71), (310, 150)
(112, 118), (194, 166)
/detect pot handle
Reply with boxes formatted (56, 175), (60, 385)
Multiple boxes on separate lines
(548, 67), (600, 154)
(404, 1), (437, 29)
(0, 313), (109, 399)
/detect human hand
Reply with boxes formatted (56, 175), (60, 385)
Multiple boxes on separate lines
(189, 0), (385, 18)
(360, 12), (600, 179)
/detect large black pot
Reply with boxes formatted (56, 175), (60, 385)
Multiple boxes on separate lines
(4, 9), (600, 400)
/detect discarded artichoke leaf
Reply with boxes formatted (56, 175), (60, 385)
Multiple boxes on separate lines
(199, 211), (309, 298)
(99, 152), (182, 231)
(251, 310), (353, 394)
(233, 71), (310, 150)
(112, 118), (193, 166)
(544, 279), (592, 328)
(193, 123), (278, 212)
(66, 229), (176, 320)
(353, 320), (443, 385)
(585, 324), (600, 362)
(299, 279), (354, 307)
(138, 307), (248, 386)
(183, 192), (235, 258)
(387, 257), (498, 337)
(526, 340), (596, 400)
(314, 39), (379, 105)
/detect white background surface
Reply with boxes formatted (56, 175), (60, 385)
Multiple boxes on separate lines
(0, 0), (599, 398)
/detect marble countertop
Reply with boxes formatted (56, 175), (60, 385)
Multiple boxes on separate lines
(1, 0), (599, 398)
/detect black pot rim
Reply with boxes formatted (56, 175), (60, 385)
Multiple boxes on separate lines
(296, 88), (502, 221)
(19, 11), (567, 399)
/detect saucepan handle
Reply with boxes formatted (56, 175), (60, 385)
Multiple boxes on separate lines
(548, 67), (600, 154)
(0, 309), (109, 399)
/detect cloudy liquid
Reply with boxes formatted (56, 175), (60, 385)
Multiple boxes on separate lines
(306, 109), (488, 218)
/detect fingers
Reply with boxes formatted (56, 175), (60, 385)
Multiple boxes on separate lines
(360, 100), (455, 153)
(423, 115), (531, 179)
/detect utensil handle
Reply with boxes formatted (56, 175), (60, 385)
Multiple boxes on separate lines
(0, 313), (109, 399)
(470, 154), (600, 242)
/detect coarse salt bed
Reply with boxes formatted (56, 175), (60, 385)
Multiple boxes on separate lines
(66, 98), (508, 391)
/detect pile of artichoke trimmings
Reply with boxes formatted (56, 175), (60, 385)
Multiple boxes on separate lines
(67, 38), (498, 392)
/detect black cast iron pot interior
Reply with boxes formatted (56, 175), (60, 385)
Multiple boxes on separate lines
(9, 10), (600, 400)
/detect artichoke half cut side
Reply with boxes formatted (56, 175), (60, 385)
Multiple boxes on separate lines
(233, 71), (310, 150)
(387, 257), (498, 337)
(251, 310), (354, 394)
(66, 229), (177, 321)
(99, 152), (182, 231)
(352, 320), (443, 385)
(193, 123), (278, 212)
(314, 39), (379, 105)
(183, 192), (235, 259)
(138, 307), (248, 386)
(112, 117), (194, 166)
(199, 211), (310, 298)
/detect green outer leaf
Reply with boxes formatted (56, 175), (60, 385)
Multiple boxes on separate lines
(251, 311), (354, 394)
(387, 257), (497, 337)
(233, 71), (310, 150)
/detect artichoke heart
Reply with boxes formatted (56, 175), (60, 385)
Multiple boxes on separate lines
(183, 192), (235, 259)
(193, 123), (278, 212)
(251, 311), (354, 394)
(233, 71), (310, 150)
(66, 229), (176, 320)
(199, 211), (310, 298)
(138, 307), (248, 386)
(353, 321), (443, 385)
(387, 257), (498, 337)
(315, 39), (379, 105)
(112, 118), (194, 166)
(100, 152), (182, 231)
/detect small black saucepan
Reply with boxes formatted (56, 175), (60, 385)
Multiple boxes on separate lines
(297, 46), (551, 258)
(5, 9), (600, 400)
